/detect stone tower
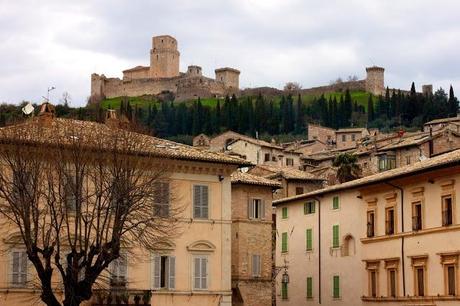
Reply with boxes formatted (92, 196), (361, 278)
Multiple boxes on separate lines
(150, 35), (180, 78)
(422, 84), (433, 96)
(215, 67), (240, 89)
(365, 66), (385, 96)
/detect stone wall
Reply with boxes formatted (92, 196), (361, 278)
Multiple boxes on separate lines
(300, 79), (367, 96)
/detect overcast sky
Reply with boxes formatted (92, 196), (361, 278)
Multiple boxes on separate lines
(1, 0), (459, 106)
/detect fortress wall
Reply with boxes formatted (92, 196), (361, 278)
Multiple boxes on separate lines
(300, 79), (366, 96)
(175, 76), (227, 101)
(123, 68), (150, 80)
(102, 77), (180, 99)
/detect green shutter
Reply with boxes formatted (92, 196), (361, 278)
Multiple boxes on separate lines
(332, 225), (339, 248)
(306, 229), (313, 251)
(333, 275), (340, 298)
(282, 282), (288, 300)
(281, 232), (288, 253)
(282, 207), (288, 219)
(304, 203), (307, 214)
(311, 201), (315, 213)
(307, 277), (313, 299)
(333, 196), (339, 209)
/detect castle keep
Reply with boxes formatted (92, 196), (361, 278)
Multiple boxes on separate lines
(90, 35), (240, 102)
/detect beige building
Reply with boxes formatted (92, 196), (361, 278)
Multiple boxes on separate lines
(335, 128), (369, 150)
(0, 106), (251, 306)
(423, 116), (460, 133)
(274, 149), (460, 306)
(307, 124), (336, 144)
(230, 172), (281, 306)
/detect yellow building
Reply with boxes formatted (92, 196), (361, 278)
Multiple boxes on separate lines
(274, 149), (460, 305)
(0, 107), (251, 306)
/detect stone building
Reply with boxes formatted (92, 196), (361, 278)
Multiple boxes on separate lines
(0, 105), (251, 306)
(307, 124), (336, 144)
(423, 116), (460, 133)
(90, 35), (240, 103)
(273, 149), (460, 306)
(230, 172), (281, 306)
(335, 128), (369, 150)
(365, 66), (385, 96)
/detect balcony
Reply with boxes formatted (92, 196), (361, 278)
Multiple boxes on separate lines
(92, 289), (152, 306)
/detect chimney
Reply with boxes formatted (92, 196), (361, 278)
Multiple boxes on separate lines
(38, 102), (55, 126)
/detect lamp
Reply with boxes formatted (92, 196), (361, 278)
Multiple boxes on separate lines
(281, 270), (290, 284)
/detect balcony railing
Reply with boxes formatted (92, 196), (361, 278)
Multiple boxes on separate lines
(412, 216), (422, 231)
(443, 210), (453, 226)
(92, 289), (152, 306)
(385, 221), (394, 235)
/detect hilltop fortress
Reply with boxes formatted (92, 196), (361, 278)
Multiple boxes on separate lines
(90, 35), (240, 103)
(90, 34), (433, 103)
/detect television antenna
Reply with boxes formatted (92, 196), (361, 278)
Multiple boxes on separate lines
(42, 86), (56, 102)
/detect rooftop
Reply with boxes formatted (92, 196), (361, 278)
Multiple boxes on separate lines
(0, 116), (252, 167)
(274, 149), (460, 205)
(254, 164), (324, 181)
(424, 116), (460, 125)
(336, 128), (368, 133)
(231, 171), (282, 188)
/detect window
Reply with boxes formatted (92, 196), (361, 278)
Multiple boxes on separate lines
(11, 251), (27, 286)
(282, 207), (288, 219)
(333, 275), (340, 298)
(249, 199), (264, 220)
(342, 235), (354, 256)
(341, 134), (346, 142)
(367, 210), (375, 237)
(406, 156), (411, 165)
(153, 182), (170, 217)
(252, 255), (261, 277)
(385, 207), (395, 235)
(332, 225), (340, 248)
(64, 172), (77, 211)
(332, 196), (339, 210)
(110, 254), (127, 288)
(306, 229), (313, 251)
(378, 155), (396, 172)
(370, 270), (377, 297)
(352, 134), (356, 141)
(442, 195), (453, 226)
(153, 255), (175, 289)
(281, 232), (288, 253)
(281, 282), (288, 300)
(193, 256), (208, 290)
(412, 202), (422, 231)
(415, 267), (425, 296)
(264, 153), (270, 162)
(447, 265), (456, 296)
(286, 158), (294, 166)
(296, 187), (304, 195)
(304, 201), (315, 214)
(306, 277), (313, 299)
(193, 185), (209, 219)
(388, 269), (397, 297)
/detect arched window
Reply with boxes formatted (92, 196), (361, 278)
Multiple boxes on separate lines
(342, 234), (355, 256)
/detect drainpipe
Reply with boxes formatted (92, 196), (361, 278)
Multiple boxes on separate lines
(429, 127), (434, 158)
(311, 196), (322, 304)
(384, 182), (406, 297)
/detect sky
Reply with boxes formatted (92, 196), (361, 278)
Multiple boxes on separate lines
(1, 0), (459, 106)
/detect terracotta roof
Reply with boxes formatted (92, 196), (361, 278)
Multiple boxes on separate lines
(122, 66), (149, 73)
(274, 149), (460, 205)
(231, 171), (282, 188)
(424, 116), (460, 125)
(215, 131), (283, 150)
(0, 117), (252, 167)
(255, 164), (324, 181)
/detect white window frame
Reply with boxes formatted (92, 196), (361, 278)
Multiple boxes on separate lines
(109, 252), (128, 287)
(152, 254), (175, 290)
(10, 249), (28, 287)
(249, 198), (264, 220)
(193, 255), (209, 290)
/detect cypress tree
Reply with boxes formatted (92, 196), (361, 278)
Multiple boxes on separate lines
(367, 94), (374, 123)
(448, 85), (459, 117)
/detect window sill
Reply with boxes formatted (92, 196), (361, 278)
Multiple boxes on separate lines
(362, 295), (460, 302)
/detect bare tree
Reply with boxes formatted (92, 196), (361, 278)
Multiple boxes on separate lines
(0, 114), (181, 306)
(283, 82), (302, 92)
(60, 92), (71, 107)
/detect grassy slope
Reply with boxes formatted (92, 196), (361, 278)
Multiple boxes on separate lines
(100, 91), (372, 110)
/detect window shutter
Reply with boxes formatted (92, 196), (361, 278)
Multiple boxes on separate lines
(307, 277), (313, 298)
(248, 199), (253, 219)
(20, 252), (27, 285)
(201, 186), (209, 219)
(304, 203), (307, 214)
(194, 257), (201, 289)
(311, 202), (315, 213)
(333, 275), (340, 298)
(281, 232), (288, 252)
(193, 185), (201, 218)
(306, 229), (312, 251)
(259, 200), (264, 220)
(201, 257), (207, 289)
(11, 251), (19, 285)
(333, 225), (339, 248)
(168, 256), (175, 289)
(153, 256), (161, 289)
(333, 196), (339, 209)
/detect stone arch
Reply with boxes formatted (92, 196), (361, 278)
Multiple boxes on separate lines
(187, 240), (216, 253)
(152, 241), (176, 251)
(342, 234), (355, 256)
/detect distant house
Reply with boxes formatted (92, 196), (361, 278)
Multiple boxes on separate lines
(423, 115), (460, 132)
(335, 128), (369, 150)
